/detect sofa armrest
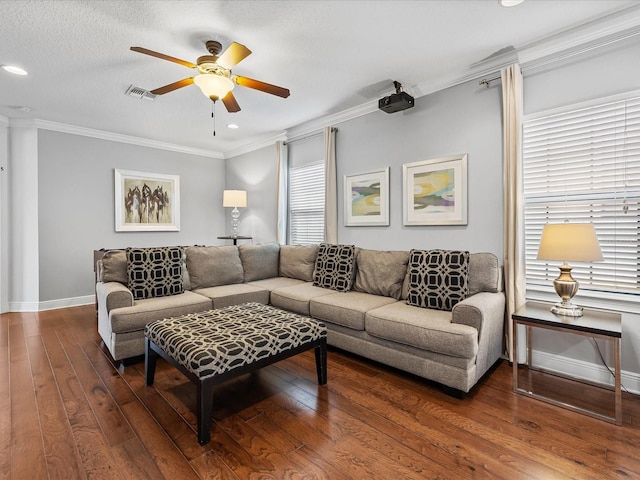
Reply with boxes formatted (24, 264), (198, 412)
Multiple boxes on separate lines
(452, 291), (506, 380)
(96, 281), (133, 312)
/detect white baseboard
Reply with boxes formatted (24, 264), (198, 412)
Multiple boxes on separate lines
(8, 294), (95, 312)
(533, 349), (640, 395)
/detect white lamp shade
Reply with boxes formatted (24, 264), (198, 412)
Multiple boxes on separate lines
(537, 223), (603, 262)
(194, 74), (234, 100)
(223, 190), (247, 208)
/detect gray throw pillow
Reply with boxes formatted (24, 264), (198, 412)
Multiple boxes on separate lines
(280, 245), (319, 281)
(185, 246), (244, 289)
(126, 247), (184, 300)
(181, 249), (191, 290)
(406, 249), (469, 311)
(238, 242), (280, 281)
(468, 252), (500, 295)
(354, 249), (410, 300)
(313, 244), (356, 292)
(101, 249), (127, 284)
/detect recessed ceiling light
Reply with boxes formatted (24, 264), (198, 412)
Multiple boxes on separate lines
(1, 65), (28, 75)
(500, 0), (524, 6)
(227, 124), (239, 129)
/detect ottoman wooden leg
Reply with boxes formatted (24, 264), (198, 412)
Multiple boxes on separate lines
(197, 379), (214, 445)
(145, 338), (158, 386)
(315, 338), (328, 385)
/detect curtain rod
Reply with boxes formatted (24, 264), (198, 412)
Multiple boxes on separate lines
(479, 75), (501, 88)
(284, 127), (337, 145)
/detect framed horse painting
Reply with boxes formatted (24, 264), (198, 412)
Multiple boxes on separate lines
(114, 169), (180, 232)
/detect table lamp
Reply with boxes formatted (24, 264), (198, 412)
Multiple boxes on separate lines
(536, 222), (603, 317)
(223, 190), (247, 238)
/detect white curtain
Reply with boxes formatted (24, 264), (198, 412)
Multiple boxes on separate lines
(324, 126), (338, 244)
(275, 140), (288, 244)
(501, 63), (526, 362)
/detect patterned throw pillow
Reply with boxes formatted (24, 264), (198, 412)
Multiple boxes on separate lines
(313, 244), (356, 292)
(126, 247), (184, 300)
(407, 249), (469, 311)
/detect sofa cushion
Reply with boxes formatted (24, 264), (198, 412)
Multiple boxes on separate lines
(270, 282), (335, 316)
(238, 242), (280, 282)
(247, 277), (306, 291)
(406, 249), (469, 311)
(312, 244), (356, 292)
(310, 291), (398, 331)
(109, 290), (212, 334)
(469, 252), (501, 296)
(126, 247), (184, 300)
(193, 284), (270, 309)
(102, 249), (127, 284)
(279, 245), (318, 281)
(185, 246), (244, 289)
(365, 302), (478, 359)
(354, 249), (409, 300)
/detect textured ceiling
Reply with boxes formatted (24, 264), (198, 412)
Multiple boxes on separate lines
(1, 0), (639, 157)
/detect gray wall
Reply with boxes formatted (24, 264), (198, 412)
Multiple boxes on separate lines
(37, 130), (225, 302)
(230, 78), (504, 255)
(524, 35), (640, 113)
(337, 79), (503, 255)
(224, 143), (279, 244)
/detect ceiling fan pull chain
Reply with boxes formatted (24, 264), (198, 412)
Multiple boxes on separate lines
(212, 101), (216, 136)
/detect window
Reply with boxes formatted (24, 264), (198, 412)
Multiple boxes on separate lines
(288, 161), (325, 245)
(523, 92), (640, 296)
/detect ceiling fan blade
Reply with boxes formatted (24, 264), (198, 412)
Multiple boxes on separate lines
(216, 42), (252, 70)
(150, 77), (195, 95)
(130, 47), (196, 69)
(233, 76), (290, 98)
(222, 91), (241, 113)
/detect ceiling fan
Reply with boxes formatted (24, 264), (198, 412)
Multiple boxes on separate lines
(130, 40), (290, 113)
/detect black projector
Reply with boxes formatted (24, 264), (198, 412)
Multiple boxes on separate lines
(378, 91), (415, 113)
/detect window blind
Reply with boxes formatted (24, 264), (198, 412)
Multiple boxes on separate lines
(289, 161), (325, 245)
(523, 94), (640, 295)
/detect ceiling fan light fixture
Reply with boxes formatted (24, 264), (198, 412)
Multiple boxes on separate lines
(194, 74), (234, 101)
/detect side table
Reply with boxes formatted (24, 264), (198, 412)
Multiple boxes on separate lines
(217, 235), (252, 246)
(512, 301), (622, 425)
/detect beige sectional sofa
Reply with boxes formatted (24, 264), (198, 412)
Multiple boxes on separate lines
(96, 242), (505, 394)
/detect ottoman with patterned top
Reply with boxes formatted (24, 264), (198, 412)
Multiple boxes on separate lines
(144, 302), (328, 445)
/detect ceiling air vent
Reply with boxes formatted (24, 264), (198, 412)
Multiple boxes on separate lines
(125, 85), (157, 101)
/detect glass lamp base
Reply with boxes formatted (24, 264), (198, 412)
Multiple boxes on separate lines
(231, 207), (240, 238)
(550, 302), (583, 317)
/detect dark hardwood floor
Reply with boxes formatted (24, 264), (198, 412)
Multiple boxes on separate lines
(1, 305), (639, 479)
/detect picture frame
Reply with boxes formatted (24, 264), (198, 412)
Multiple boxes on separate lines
(343, 167), (390, 226)
(402, 154), (467, 226)
(114, 169), (180, 232)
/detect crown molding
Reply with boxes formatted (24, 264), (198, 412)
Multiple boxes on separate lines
(7, 118), (225, 159)
(8, 5), (639, 162)
(224, 131), (287, 158)
(518, 4), (640, 66)
(285, 101), (378, 142)
(266, 4), (640, 152)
